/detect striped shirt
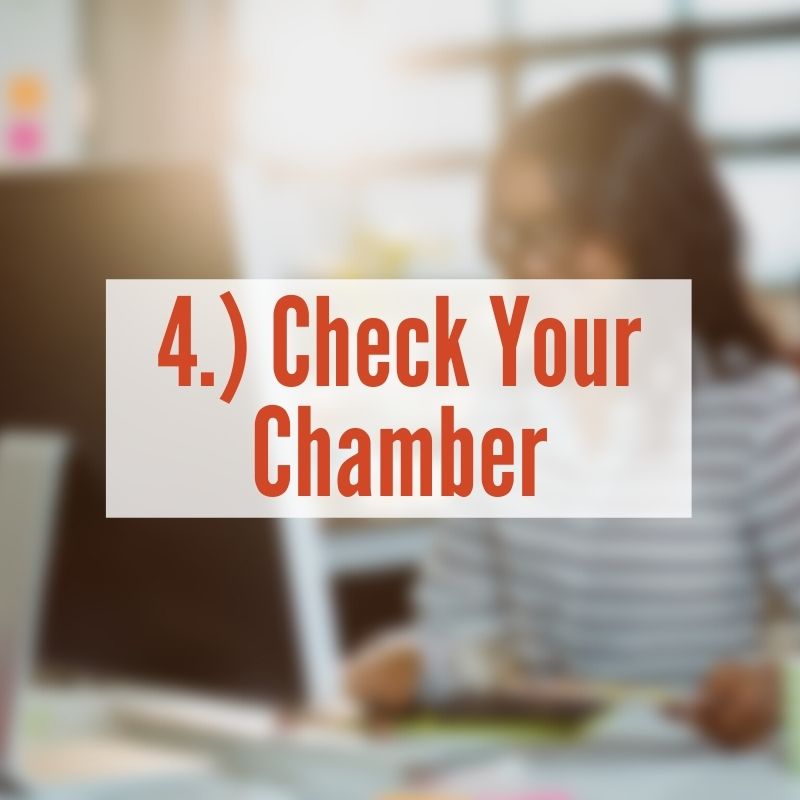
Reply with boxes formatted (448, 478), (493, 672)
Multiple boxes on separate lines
(415, 351), (800, 693)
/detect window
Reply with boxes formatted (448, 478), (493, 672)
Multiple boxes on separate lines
(696, 41), (800, 137)
(373, 70), (497, 157)
(518, 51), (673, 104)
(515, 0), (674, 37)
(690, 0), (800, 21)
(361, 0), (499, 52)
(720, 158), (800, 285)
(233, 0), (800, 286)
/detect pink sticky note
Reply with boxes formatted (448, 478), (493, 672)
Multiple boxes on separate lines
(6, 119), (44, 158)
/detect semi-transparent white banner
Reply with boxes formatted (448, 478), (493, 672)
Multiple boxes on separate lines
(106, 279), (691, 518)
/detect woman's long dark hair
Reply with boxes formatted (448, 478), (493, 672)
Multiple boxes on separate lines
(488, 75), (775, 363)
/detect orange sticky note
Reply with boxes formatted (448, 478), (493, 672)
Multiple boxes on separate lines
(7, 73), (46, 112)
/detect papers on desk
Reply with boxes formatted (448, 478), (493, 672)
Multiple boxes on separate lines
(239, 726), (512, 800)
(18, 735), (213, 800)
(404, 755), (570, 799)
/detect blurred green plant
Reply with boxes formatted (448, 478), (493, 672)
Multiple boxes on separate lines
(332, 225), (417, 278)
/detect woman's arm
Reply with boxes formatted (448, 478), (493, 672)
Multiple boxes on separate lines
(345, 629), (421, 713)
(346, 521), (509, 712)
(747, 369), (800, 608)
(668, 661), (779, 748)
(674, 367), (800, 747)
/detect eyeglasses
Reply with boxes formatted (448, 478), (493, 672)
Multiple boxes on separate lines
(485, 214), (580, 277)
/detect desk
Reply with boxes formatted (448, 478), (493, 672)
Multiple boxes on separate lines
(16, 687), (800, 800)
(430, 704), (800, 800)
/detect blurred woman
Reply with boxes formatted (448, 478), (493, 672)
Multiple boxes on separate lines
(347, 77), (800, 748)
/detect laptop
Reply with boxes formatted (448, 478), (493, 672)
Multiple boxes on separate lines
(0, 430), (69, 791)
(0, 430), (210, 796)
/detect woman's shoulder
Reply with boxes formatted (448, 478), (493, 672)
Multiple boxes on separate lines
(697, 341), (800, 396)
(695, 345), (800, 424)
(742, 360), (800, 444)
(746, 359), (800, 401)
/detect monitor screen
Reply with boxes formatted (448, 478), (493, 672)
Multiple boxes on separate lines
(0, 167), (303, 703)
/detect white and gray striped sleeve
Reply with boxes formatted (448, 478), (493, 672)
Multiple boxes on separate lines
(414, 520), (506, 699)
(748, 367), (800, 608)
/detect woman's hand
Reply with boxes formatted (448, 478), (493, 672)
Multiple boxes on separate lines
(668, 661), (779, 749)
(345, 634), (421, 715)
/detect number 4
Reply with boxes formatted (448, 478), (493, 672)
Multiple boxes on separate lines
(158, 295), (197, 386)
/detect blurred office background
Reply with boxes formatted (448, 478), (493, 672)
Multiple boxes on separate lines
(10, 0), (800, 295)
(3, 0), (800, 711)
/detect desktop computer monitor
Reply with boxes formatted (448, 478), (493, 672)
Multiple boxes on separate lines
(0, 167), (305, 704)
